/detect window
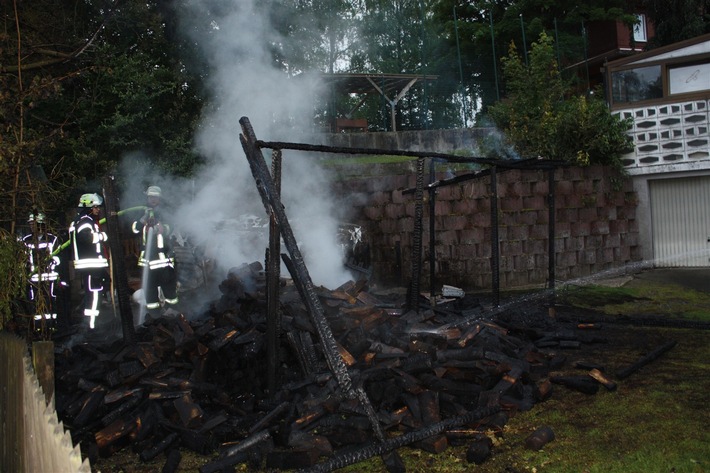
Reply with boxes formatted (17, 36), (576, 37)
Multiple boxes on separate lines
(633, 14), (647, 42)
(611, 65), (663, 104)
(669, 63), (710, 95)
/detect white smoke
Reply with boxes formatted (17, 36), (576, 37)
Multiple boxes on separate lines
(166, 0), (353, 287)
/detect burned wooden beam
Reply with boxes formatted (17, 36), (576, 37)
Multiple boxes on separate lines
(301, 405), (501, 473)
(616, 339), (677, 380)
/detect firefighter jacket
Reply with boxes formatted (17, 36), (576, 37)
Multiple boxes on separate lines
(21, 231), (60, 283)
(132, 208), (174, 270)
(69, 213), (109, 270)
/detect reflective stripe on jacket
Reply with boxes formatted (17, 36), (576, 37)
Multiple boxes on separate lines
(70, 214), (108, 269)
(22, 232), (61, 282)
(132, 216), (174, 269)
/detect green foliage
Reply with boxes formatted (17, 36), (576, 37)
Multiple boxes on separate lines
(431, 0), (640, 120)
(642, 0), (710, 48)
(0, 230), (28, 329)
(0, 0), (203, 231)
(487, 32), (633, 166)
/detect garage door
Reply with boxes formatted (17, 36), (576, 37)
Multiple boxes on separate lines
(649, 175), (710, 267)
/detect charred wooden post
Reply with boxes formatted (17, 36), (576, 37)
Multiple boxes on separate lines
(547, 167), (556, 317)
(407, 157), (426, 313)
(239, 117), (385, 442)
(489, 167), (500, 307)
(103, 175), (136, 344)
(266, 148), (283, 397)
(616, 339), (677, 380)
(428, 159), (437, 305)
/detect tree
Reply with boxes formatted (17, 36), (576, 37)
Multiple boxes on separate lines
(0, 0), (203, 232)
(487, 32), (633, 167)
(431, 0), (638, 122)
(341, 0), (463, 131)
(641, 0), (710, 48)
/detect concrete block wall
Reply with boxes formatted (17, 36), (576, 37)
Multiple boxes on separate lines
(331, 163), (641, 290)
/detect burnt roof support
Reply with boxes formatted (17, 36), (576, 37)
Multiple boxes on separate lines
(102, 175), (136, 344)
(266, 148), (282, 397)
(490, 167), (500, 307)
(239, 117), (385, 442)
(240, 117), (351, 393)
(428, 159), (437, 304)
(407, 157), (426, 312)
(547, 168), (557, 315)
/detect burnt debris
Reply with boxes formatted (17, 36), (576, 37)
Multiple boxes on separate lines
(54, 264), (623, 472)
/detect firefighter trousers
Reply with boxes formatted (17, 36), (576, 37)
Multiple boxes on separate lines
(143, 266), (178, 311)
(79, 268), (109, 329)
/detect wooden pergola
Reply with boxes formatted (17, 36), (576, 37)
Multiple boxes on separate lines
(322, 73), (438, 132)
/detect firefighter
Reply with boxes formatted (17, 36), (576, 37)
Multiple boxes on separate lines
(21, 212), (62, 331)
(132, 186), (178, 316)
(69, 193), (109, 329)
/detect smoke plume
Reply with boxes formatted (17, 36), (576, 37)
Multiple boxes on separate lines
(148, 0), (354, 290)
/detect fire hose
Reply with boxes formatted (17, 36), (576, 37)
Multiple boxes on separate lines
(50, 206), (148, 256)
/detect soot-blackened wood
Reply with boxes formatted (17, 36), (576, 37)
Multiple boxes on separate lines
(100, 395), (142, 427)
(240, 118), (355, 396)
(549, 375), (600, 394)
(465, 435), (492, 464)
(102, 175), (136, 344)
(95, 413), (140, 449)
(74, 390), (107, 428)
(524, 425), (555, 450)
(161, 449), (181, 473)
(616, 339), (677, 380)
(406, 157), (425, 313)
(174, 394), (204, 428)
(301, 406), (501, 473)
(266, 448), (321, 469)
(381, 450), (406, 473)
(266, 150), (282, 396)
(139, 432), (179, 462)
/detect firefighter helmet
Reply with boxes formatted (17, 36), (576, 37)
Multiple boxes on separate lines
(145, 186), (162, 197)
(79, 193), (103, 207)
(28, 212), (46, 224)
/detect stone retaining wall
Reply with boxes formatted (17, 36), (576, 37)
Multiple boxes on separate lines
(331, 163), (641, 291)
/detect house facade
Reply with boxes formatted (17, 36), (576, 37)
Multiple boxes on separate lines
(605, 33), (710, 267)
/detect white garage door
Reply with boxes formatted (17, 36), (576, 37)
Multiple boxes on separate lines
(649, 175), (710, 267)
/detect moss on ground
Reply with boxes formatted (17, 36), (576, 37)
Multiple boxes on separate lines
(558, 282), (710, 322)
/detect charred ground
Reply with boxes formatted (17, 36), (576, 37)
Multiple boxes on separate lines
(53, 268), (710, 473)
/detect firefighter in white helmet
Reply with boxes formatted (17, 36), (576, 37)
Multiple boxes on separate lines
(132, 186), (178, 317)
(21, 211), (61, 331)
(69, 193), (109, 329)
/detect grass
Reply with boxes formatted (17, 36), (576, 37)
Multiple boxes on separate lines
(500, 326), (710, 473)
(557, 282), (710, 322)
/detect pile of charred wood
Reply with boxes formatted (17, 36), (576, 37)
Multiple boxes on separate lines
(55, 262), (620, 472)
